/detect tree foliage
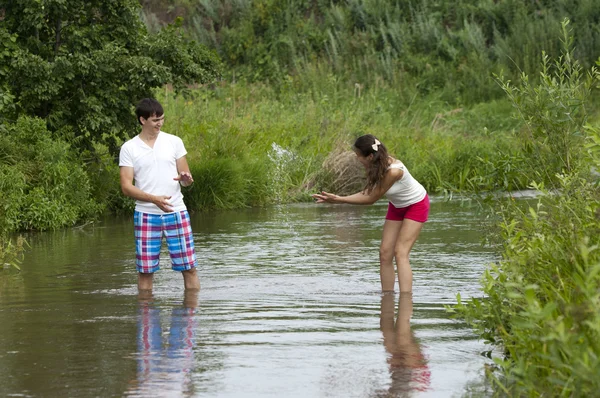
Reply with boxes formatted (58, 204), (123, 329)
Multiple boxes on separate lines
(0, 0), (222, 152)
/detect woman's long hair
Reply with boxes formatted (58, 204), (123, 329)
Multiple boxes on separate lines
(354, 134), (391, 194)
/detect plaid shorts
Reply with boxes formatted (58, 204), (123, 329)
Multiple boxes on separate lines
(134, 210), (197, 273)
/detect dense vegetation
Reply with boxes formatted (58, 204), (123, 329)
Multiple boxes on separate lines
(3, 0), (598, 232)
(453, 27), (600, 394)
(141, 0), (600, 103)
(0, 0), (220, 153)
(2, 2), (600, 394)
(0, 0), (220, 266)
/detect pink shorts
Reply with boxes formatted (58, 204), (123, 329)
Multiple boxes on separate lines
(385, 194), (430, 223)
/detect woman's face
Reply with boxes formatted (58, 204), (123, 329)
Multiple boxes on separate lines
(354, 149), (373, 169)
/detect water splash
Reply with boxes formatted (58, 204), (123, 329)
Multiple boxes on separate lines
(267, 142), (297, 203)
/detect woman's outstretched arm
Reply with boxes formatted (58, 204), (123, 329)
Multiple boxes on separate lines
(312, 167), (403, 205)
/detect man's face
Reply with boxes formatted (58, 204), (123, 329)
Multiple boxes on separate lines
(141, 113), (164, 132)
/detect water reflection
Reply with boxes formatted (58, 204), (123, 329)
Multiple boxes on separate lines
(378, 293), (430, 397)
(126, 291), (199, 397)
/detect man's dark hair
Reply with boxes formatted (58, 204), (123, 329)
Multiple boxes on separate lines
(135, 98), (164, 125)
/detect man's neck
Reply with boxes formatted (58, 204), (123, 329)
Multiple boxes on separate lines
(139, 129), (159, 141)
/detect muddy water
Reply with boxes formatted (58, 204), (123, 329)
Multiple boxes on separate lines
(0, 199), (495, 397)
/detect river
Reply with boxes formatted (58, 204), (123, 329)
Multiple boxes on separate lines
(0, 199), (496, 397)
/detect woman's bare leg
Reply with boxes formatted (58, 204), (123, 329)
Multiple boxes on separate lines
(394, 219), (424, 293)
(380, 220), (403, 292)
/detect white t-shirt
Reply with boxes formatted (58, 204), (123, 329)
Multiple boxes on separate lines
(384, 162), (427, 208)
(119, 131), (188, 214)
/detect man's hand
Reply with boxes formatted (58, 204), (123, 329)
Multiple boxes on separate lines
(153, 195), (174, 212)
(174, 171), (194, 187)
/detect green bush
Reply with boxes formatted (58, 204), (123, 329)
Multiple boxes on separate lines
(84, 143), (135, 214)
(0, 0), (221, 154)
(498, 20), (596, 181)
(452, 21), (600, 396)
(0, 116), (102, 231)
(454, 175), (600, 396)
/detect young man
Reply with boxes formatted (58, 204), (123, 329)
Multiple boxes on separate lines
(119, 98), (200, 292)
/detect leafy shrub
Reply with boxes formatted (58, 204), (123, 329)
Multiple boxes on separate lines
(454, 175), (600, 396)
(452, 20), (600, 396)
(0, 116), (102, 231)
(498, 20), (596, 181)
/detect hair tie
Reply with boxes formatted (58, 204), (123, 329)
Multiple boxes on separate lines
(371, 139), (381, 151)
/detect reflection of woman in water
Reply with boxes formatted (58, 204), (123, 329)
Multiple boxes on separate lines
(379, 293), (430, 396)
(127, 291), (198, 396)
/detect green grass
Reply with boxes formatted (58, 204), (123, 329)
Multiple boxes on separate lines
(157, 75), (527, 211)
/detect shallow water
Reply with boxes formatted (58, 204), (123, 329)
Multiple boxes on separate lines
(0, 199), (496, 397)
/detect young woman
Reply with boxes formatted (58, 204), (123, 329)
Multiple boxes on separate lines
(312, 134), (429, 293)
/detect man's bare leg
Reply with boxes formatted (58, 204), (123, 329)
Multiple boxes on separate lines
(138, 272), (154, 293)
(183, 289), (199, 309)
(182, 268), (200, 291)
(137, 289), (154, 304)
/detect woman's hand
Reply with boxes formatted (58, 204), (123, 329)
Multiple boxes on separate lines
(312, 191), (340, 204)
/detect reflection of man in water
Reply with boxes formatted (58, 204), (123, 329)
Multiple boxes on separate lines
(128, 291), (198, 396)
(379, 293), (430, 396)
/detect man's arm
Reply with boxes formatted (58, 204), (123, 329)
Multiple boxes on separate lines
(119, 166), (174, 212)
(174, 156), (194, 187)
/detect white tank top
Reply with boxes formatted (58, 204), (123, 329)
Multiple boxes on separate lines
(384, 162), (427, 208)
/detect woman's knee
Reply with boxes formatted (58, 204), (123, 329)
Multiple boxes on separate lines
(379, 247), (395, 264)
(394, 247), (410, 262)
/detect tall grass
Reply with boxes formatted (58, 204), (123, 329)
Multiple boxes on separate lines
(154, 72), (529, 212)
(141, 0), (600, 105)
(0, 235), (25, 271)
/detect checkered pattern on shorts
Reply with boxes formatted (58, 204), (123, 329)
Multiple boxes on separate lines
(134, 210), (197, 273)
